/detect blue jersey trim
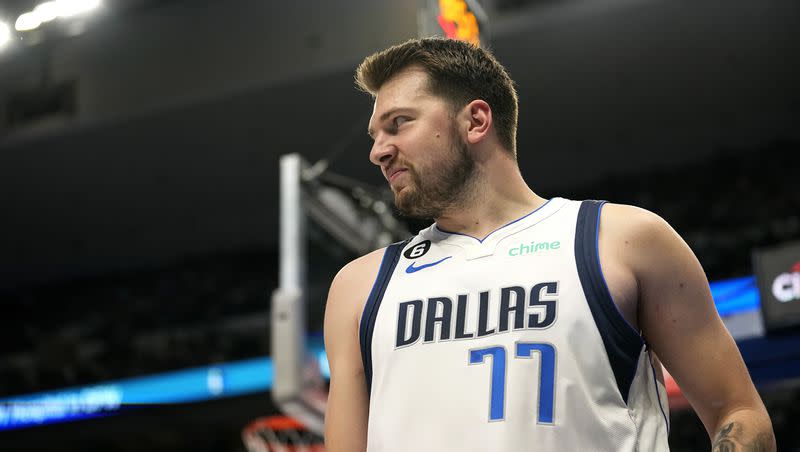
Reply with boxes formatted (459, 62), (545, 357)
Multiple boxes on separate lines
(649, 356), (671, 434)
(359, 239), (410, 395)
(574, 200), (644, 403)
(434, 198), (554, 243)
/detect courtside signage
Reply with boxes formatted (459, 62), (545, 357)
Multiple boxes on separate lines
(771, 262), (800, 303)
(0, 346), (330, 431)
(753, 240), (800, 334)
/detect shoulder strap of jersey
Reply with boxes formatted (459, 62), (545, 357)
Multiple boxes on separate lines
(359, 238), (412, 395)
(575, 200), (644, 403)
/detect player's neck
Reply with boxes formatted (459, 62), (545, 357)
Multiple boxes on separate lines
(434, 159), (546, 240)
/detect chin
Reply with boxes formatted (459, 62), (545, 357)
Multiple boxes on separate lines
(392, 182), (413, 198)
(394, 190), (415, 213)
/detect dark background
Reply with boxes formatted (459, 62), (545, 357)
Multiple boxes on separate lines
(0, 0), (799, 450)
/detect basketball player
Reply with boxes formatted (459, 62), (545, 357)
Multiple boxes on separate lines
(323, 38), (775, 451)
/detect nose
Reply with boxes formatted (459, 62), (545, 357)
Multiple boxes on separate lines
(369, 134), (397, 167)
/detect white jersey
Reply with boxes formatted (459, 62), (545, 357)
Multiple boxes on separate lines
(359, 198), (670, 451)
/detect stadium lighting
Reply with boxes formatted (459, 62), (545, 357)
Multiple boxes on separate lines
(0, 21), (11, 49)
(55, 0), (102, 18)
(14, 0), (101, 34)
(34, 2), (61, 22)
(15, 12), (42, 32)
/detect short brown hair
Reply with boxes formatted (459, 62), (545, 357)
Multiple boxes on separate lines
(355, 38), (519, 156)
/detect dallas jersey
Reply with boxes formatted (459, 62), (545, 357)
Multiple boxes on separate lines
(358, 198), (670, 451)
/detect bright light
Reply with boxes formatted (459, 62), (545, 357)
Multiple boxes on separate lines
(15, 12), (42, 32)
(0, 21), (10, 48)
(12, 0), (102, 35)
(34, 2), (61, 22)
(55, 0), (102, 18)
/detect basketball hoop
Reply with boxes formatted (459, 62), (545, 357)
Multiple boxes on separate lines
(242, 416), (325, 452)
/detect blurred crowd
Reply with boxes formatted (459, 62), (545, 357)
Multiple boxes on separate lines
(0, 252), (277, 396)
(572, 140), (800, 280)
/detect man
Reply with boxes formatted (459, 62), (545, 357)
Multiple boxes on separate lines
(323, 37), (774, 451)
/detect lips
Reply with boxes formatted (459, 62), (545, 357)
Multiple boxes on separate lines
(387, 168), (407, 182)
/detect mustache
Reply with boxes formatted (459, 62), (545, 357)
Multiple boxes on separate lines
(386, 160), (416, 178)
(389, 159), (414, 172)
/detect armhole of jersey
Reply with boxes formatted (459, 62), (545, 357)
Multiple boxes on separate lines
(358, 239), (410, 396)
(649, 353), (671, 434)
(575, 200), (644, 404)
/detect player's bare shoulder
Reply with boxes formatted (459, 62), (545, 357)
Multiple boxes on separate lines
(600, 203), (667, 238)
(599, 202), (685, 271)
(596, 202), (667, 269)
(325, 247), (388, 324)
(596, 203), (680, 328)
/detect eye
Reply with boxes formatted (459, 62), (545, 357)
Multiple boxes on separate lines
(393, 116), (410, 128)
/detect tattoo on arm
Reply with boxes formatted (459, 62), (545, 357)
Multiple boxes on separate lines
(711, 422), (737, 452)
(711, 422), (772, 452)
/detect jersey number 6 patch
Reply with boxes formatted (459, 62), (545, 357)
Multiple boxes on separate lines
(469, 342), (556, 424)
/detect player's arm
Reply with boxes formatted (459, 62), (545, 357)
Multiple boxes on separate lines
(323, 249), (385, 452)
(602, 204), (775, 451)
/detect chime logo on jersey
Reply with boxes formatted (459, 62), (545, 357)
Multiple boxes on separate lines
(508, 240), (561, 257)
(395, 281), (559, 347)
(772, 262), (800, 303)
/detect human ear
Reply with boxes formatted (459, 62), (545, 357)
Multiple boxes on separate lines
(465, 100), (492, 145)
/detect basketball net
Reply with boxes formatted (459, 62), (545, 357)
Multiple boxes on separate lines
(242, 415), (325, 452)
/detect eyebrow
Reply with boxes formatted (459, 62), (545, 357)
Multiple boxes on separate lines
(367, 107), (415, 139)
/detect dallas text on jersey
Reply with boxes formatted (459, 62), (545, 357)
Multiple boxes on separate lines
(395, 281), (559, 348)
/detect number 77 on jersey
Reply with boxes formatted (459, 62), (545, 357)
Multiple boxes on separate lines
(469, 342), (556, 423)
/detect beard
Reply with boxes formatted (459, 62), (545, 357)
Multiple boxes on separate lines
(393, 126), (477, 219)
